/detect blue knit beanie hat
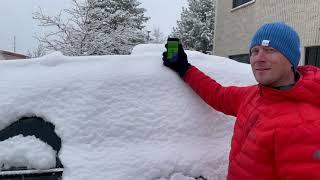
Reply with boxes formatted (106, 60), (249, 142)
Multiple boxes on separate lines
(249, 22), (301, 71)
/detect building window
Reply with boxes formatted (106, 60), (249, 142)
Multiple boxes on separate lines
(229, 54), (250, 64)
(305, 46), (320, 67)
(233, 0), (253, 8)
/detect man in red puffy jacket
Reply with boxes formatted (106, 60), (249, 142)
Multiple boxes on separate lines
(162, 22), (320, 180)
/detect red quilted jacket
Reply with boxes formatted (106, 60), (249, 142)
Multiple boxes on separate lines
(184, 65), (320, 180)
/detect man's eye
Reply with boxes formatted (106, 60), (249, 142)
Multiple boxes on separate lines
(265, 48), (275, 52)
(251, 49), (259, 55)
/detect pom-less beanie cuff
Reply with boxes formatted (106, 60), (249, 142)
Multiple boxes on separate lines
(249, 22), (301, 71)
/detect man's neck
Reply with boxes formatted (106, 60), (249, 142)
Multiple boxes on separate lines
(273, 72), (300, 90)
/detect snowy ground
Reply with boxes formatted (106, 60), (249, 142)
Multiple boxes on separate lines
(0, 44), (256, 180)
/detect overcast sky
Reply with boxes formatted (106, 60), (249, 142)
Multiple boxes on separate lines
(0, 0), (187, 54)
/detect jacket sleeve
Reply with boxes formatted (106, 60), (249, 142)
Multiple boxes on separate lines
(275, 122), (320, 179)
(183, 66), (248, 117)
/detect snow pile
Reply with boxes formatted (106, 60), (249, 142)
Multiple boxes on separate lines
(131, 43), (166, 55)
(0, 135), (56, 170)
(0, 47), (255, 180)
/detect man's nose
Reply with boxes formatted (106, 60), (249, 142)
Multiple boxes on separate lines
(253, 50), (266, 62)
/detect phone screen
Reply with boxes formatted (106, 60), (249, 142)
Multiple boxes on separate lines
(167, 38), (179, 61)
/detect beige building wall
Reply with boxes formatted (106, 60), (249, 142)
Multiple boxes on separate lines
(214, 0), (320, 65)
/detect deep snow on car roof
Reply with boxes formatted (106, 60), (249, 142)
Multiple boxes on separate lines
(0, 49), (255, 180)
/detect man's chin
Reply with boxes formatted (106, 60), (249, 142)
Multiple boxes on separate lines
(255, 78), (272, 86)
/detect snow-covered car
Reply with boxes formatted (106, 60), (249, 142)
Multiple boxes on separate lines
(0, 45), (255, 180)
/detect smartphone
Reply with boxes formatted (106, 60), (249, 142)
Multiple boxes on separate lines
(166, 38), (180, 61)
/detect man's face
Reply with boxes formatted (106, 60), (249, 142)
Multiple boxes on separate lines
(250, 46), (295, 87)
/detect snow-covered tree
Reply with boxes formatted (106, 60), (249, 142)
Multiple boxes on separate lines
(150, 27), (165, 43)
(33, 0), (149, 56)
(172, 0), (215, 53)
(27, 43), (47, 58)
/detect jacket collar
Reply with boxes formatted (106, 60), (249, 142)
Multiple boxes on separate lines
(258, 66), (320, 105)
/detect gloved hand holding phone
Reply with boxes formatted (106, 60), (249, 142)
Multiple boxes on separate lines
(162, 38), (191, 78)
